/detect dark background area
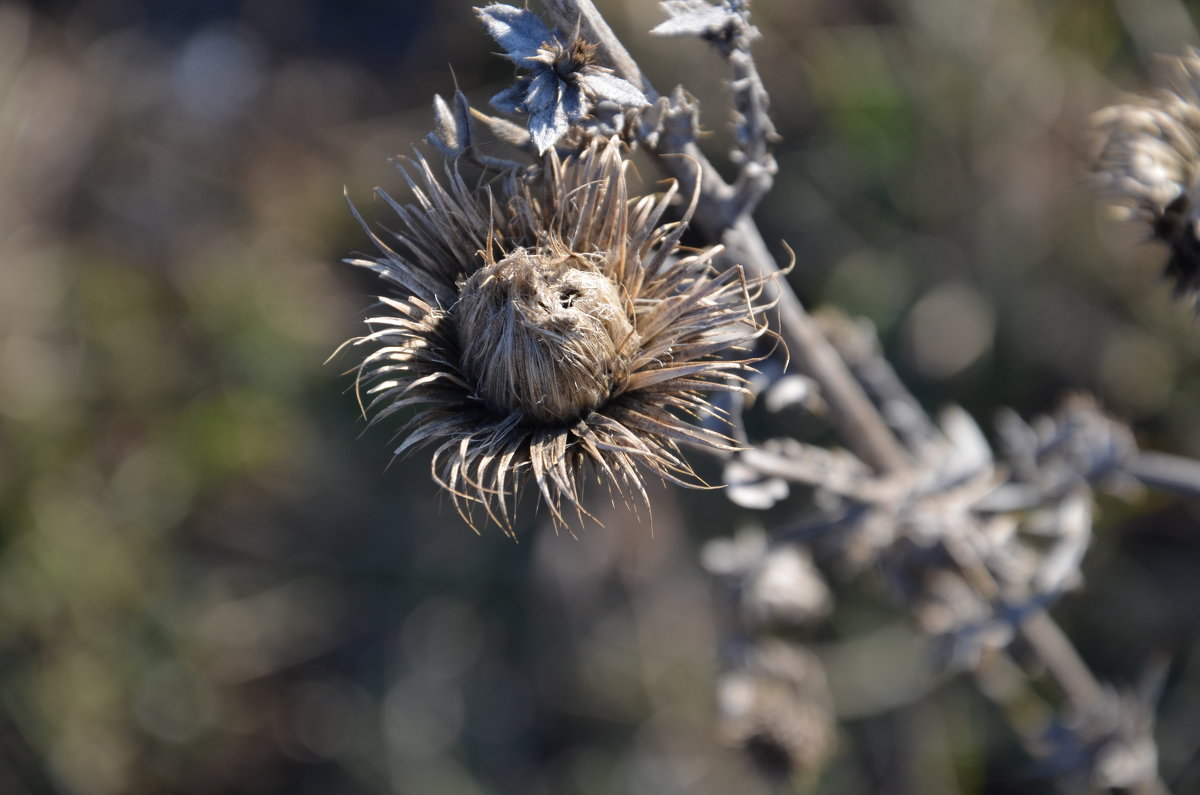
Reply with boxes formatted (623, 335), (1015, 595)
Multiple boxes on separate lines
(3, 0), (1200, 793)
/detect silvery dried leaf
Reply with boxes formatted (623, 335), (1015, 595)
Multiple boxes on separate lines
(526, 71), (571, 153)
(652, 0), (739, 38)
(489, 80), (529, 115)
(577, 71), (649, 109)
(559, 82), (588, 121)
(475, 3), (556, 62)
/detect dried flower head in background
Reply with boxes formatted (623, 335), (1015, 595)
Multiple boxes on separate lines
(342, 139), (768, 533)
(1092, 50), (1200, 300)
(716, 639), (837, 784)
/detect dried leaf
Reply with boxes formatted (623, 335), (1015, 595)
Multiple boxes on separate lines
(489, 80), (529, 115)
(578, 70), (649, 108)
(652, 0), (738, 38)
(474, 3), (555, 62)
(526, 70), (569, 153)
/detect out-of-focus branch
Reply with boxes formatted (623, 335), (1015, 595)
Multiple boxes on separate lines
(717, 217), (914, 475)
(1126, 450), (1200, 501)
(820, 311), (942, 456)
(739, 441), (901, 503)
(533, 5), (1185, 793)
(1018, 610), (1106, 713)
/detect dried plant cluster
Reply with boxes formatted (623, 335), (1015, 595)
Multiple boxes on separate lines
(1092, 50), (1200, 300)
(341, 1), (1200, 791)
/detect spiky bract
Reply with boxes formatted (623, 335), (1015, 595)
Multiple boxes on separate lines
(343, 139), (768, 533)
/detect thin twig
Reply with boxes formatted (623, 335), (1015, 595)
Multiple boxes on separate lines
(1126, 450), (1200, 500)
(739, 443), (900, 503)
(716, 217), (914, 475)
(1018, 610), (1107, 712)
(820, 312), (941, 456)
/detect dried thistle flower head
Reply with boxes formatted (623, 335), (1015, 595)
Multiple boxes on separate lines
(1092, 50), (1200, 300)
(341, 139), (768, 533)
(476, 4), (649, 153)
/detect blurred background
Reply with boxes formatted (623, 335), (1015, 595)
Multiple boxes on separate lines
(3, 0), (1200, 792)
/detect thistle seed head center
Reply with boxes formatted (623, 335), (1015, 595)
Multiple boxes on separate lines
(455, 248), (638, 424)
